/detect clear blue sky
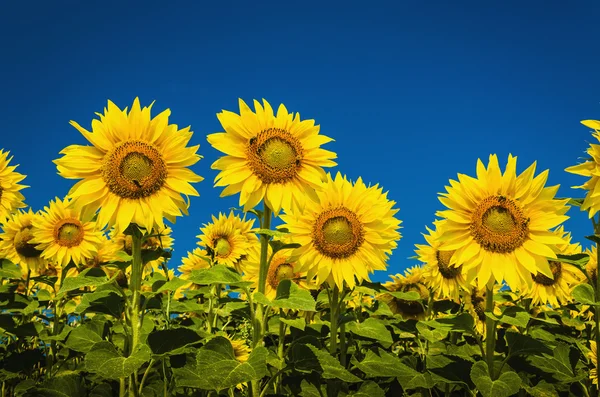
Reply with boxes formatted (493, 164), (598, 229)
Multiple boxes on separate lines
(1, 1), (599, 282)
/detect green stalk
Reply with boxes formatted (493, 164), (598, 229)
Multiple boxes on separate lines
(339, 299), (347, 367)
(129, 229), (143, 397)
(251, 204), (272, 397)
(329, 286), (339, 355)
(120, 378), (126, 397)
(274, 312), (286, 394)
(484, 282), (496, 379)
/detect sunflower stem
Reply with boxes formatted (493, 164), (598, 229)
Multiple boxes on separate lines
(484, 281), (496, 380)
(329, 285), (339, 355)
(252, 204), (272, 397)
(129, 227), (143, 397)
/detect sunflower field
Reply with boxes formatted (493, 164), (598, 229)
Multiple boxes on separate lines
(0, 98), (599, 397)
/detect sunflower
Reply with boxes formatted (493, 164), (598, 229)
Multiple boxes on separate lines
(242, 241), (307, 300)
(0, 150), (27, 221)
(32, 197), (103, 267)
(416, 220), (470, 302)
(197, 212), (257, 270)
(280, 172), (401, 290)
(54, 98), (203, 234)
(586, 244), (598, 286)
(377, 266), (429, 320)
(436, 154), (570, 291)
(590, 340), (598, 385)
(112, 226), (173, 271)
(83, 234), (121, 269)
(523, 227), (585, 307)
(0, 209), (46, 274)
(178, 247), (210, 291)
(207, 99), (337, 213)
(35, 263), (79, 294)
(565, 119), (600, 217)
(463, 286), (502, 336)
(223, 334), (251, 363)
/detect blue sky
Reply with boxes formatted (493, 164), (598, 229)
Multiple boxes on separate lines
(1, 1), (599, 282)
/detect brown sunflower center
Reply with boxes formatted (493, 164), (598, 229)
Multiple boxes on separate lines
(247, 128), (303, 184)
(14, 225), (42, 258)
(54, 218), (85, 247)
(313, 207), (364, 259)
(267, 258), (297, 289)
(103, 140), (167, 199)
(214, 237), (232, 257)
(532, 261), (562, 286)
(470, 196), (529, 254)
(41, 264), (58, 277)
(436, 249), (461, 279)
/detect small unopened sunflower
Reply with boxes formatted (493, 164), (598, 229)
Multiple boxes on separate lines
(0, 209), (46, 274)
(436, 154), (570, 292)
(0, 150), (27, 221)
(565, 120), (600, 217)
(208, 99), (337, 213)
(197, 212), (257, 270)
(242, 242), (307, 300)
(280, 172), (402, 290)
(54, 98), (203, 234)
(378, 266), (429, 320)
(523, 227), (585, 307)
(590, 341), (598, 385)
(416, 220), (470, 302)
(32, 198), (103, 267)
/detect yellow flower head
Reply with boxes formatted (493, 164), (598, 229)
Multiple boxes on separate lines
(436, 154), (570, 291)
(0, 209), (46, 274)
(112, 226), (173, 271)
(378, 266), (429, 320)
(523, 226), (585, 307)
(54, 98), (203, 234)
(32, 197), (104, 267)
(83, 234), (121, 269)
(280, 172), (402, 290)
(565, 120), (600, 217)
(416, 220), (470, 302)
(197, 212), (257, 270)
(207, 99), (337, 214)
(242, 240), (308, 300)
(0, 150), (27, 221)
(178, 247), (210, 291)
(586, 244), (598, 286)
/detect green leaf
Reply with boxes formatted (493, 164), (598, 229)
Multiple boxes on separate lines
(470, 361), (521, 397)
(529, 343), (582, 382)
(347, 318), (393, 345)
(65, 324), (103, 353)
(147, 328), (202, 356)
(522, 381), (558, 397)
(152, 277), (189, 294)
(306, 344), (360, 382)
(416, 322), (449, 343)
(89, 383), (114, 397)
(355, 348), (417, 378)
(386, 291), (421, 301)
(349, 381), (386, 397)
(174, 336), (268, 391)
(494, 306), (530, 328)
(255, 228), (288, 239)
(0, 260), (23, 279)
(299, 379), (322, 397)
(419, 313), (474, 333)
(505, 331), (552, 357)
(280, 317), (306, 331)
(254, 280), (316, 311)
(269, 240), (301, 254)
(188, 265), (251, 287)
(24, 371), (85, 397)
(85, 342), (151, 380)
(555, 253), (589, 269)
(57, 267), (110, 295)
(572, 283), (597, 305)
(585, 235), (600, 245)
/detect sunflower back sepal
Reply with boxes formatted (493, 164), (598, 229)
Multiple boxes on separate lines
(555, 253), (590, 270)
(585, 235), (600, 245)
